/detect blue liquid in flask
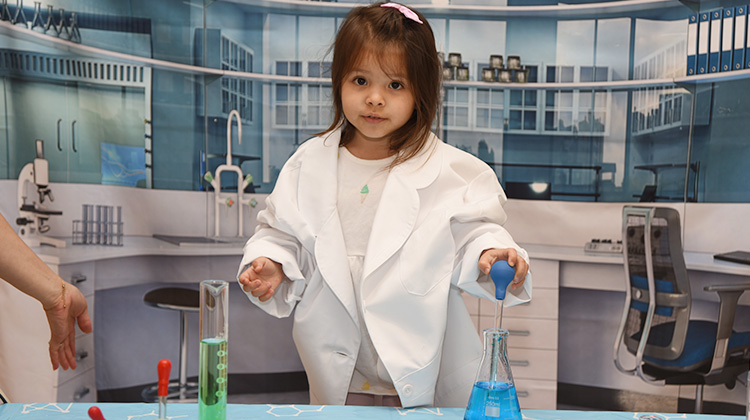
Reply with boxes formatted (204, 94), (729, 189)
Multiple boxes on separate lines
(464, 381), (522, 420)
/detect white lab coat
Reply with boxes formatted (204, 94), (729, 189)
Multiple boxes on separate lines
(238, 128), (532, 408)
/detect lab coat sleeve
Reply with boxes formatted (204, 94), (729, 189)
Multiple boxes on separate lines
(450, 168), (532, 307)
(237, 197), (313, 318)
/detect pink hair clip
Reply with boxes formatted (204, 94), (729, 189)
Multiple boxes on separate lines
(381, 3), (423, 24)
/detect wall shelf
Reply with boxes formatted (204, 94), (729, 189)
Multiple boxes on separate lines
(4, 19), (749, 91)
(216, 0), (689, 20)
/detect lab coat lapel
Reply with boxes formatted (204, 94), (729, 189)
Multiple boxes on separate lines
(362, 134), (443, 280)
(298, 130), (359, 323)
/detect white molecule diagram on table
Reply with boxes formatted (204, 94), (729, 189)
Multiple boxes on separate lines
(265, 405), (326, 417)
(265, 405), (445, 417)
(516, 412), (688, 420)
(22, 403), (73, 414)
(20, 404), (188, 420)
(125, 409), (188, 420)
(396, 407), (444, 416)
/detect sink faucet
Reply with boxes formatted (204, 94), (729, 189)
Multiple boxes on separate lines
(226, 109), (241, 166)
(205, 110), (253, 238)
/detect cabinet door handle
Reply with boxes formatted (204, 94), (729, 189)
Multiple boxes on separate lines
(510, 360), (530, 367)
(76, 351), (89, 361)
(517, 391), (529, 398)
(70, 275), (87, 284)
(71, 120), (77, 152)
(73, 387), (90, 401)
(56, 118), (63, 151)
(508, 329), (530, 336)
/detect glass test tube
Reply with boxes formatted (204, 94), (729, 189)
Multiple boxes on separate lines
(107, 206), (114, 245)
(87, 204), (95, 244)
(102, 206), (110, 245)
(116, 206), (123, 246)
(199, 280), (228, 420)
(81, 204), (89, 244)
(95, 205), (102, 244)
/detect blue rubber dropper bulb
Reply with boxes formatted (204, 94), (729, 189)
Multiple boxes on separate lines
(490, 260), (516, 300)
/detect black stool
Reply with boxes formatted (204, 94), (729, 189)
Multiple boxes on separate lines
(141, 287), (200, 402)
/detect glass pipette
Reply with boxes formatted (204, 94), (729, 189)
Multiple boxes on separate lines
(158, 359), (172, 420)
(490, 260), (515, 329)
(489, 260), (516, 384)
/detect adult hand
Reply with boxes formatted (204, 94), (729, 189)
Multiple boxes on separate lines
(44, 282), (92, 370)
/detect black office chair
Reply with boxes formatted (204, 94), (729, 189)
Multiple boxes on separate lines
(141, 287), (200, 402)
(613, 206), (750, 413)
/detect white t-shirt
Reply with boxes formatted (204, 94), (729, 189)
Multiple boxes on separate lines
(336, 146), (398, 396)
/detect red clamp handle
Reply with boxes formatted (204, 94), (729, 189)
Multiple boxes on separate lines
(157, 359), (172, 397)
(88, 406), (106, 420)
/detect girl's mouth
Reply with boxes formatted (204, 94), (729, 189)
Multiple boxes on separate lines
(363, 115), (385, 123)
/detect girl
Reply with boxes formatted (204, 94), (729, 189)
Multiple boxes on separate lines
(238, 2), (532, 408)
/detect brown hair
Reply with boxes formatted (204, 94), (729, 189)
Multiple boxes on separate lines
(318, 2), (442, 166)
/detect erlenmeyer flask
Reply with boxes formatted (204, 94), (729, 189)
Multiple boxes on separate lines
(43, 4), (54, 34)
(69, 12), (80, 43)
(464, 328), (522, 420)
(1, 0), (12, 23)
(199, 280), (228, 420)
(29, 1), (43, 32)
(12, 0), (27, 28)
(56, 8), (70, 40)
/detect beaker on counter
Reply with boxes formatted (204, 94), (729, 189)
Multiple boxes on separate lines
(464, 328), (522, 420)
(199, 280), (228, 420)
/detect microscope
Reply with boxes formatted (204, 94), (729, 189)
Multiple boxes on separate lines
(16, 139), (65, 248)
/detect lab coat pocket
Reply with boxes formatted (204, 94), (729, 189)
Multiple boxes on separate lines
(399, 218), (454, 296)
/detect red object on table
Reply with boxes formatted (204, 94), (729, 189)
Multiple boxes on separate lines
(88, 406), (106, 420)
(157, 359), (172, 397)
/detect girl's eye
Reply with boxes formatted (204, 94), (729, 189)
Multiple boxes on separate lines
(354, 77), (367, 86)
(389, 81), (404, 90)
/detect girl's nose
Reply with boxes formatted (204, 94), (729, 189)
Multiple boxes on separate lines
(366, 88), (384, 106)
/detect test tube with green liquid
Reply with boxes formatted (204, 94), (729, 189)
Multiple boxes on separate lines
(199, 280), (229, 420)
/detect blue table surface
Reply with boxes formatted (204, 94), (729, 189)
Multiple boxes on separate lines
(0, 403), (744, 420)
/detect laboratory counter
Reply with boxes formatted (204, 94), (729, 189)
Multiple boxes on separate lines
(31, 237), (750, 275)
(0, 403), (744, 420)
(7, 237), (749, 407)
(32, 235), (246, 267)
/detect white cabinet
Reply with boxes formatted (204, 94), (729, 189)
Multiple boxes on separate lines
(6, 78), (146, 185)
(464, 257), (559, 410)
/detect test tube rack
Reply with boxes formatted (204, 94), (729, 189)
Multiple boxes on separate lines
(72, 204), (123, 246)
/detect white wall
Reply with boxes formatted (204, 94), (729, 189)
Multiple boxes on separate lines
(1, 180), (265, 240)
(4, 180), (748, 253)
(502, 199), (750, 254)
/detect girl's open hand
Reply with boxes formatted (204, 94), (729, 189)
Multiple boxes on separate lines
(239, 257), (285, 302)
(478, 248), (529, 290)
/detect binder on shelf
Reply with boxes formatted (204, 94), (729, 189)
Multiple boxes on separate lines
(698, 12), (710, 74)
(734, 5), (747, 70)
(721, 7), (733, 71)
(709, 9), (722, 73)
(687, 13), (698, 75)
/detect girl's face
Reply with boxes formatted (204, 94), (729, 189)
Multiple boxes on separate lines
(341, 49), (415, 159)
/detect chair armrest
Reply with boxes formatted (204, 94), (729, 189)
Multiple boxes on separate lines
(704, 283), (750, 293)
(703, 282), (750, 372)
